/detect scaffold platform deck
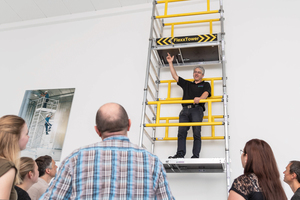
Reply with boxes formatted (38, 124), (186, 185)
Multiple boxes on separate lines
(163, 158), (225, 173)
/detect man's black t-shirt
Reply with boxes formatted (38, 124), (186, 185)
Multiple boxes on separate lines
(177, 76), (211, 111)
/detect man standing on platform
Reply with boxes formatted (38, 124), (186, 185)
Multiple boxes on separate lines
(166, 53), (211, 159)
(284, 160), (300, 200)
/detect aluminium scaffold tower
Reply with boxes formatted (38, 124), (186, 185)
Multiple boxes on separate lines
(139, 0), (230, 193)
(27, 97), (59, 149)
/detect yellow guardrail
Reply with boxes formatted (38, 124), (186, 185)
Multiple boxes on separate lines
(155, 0), (219, 37)
(147, 99), (222, 124)
(160, 115), (224, 140)
(145, 99), (224, 140)
(146, 77), (224, 140)
(165, 19), (220, 36)
(157, 0), (187, 3)
(160, 77), (222, 100)
(156, 115), (224, 141)
(156, 10), (219, 19)
(156, 136), (224, 141)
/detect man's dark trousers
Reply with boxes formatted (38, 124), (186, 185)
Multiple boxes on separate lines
(176, 106), (203, 158)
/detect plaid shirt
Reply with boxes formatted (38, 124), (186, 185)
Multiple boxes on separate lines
(41, 136), (174, 200)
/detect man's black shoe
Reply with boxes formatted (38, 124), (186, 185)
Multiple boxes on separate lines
(191, 155), (199, 158)
(168, 155), (184, 159)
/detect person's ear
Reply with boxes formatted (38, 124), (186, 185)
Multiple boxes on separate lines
(127, 119), (131, 131)
(94, 126), (102, 137)
(28, 171), (33, 179)
(45, 168), (51, 175)
(292, 172), (296, 179)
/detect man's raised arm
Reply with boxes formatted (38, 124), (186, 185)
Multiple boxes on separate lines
(166, 53), (179, 82)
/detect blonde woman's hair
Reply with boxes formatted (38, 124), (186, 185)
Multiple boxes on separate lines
(0, 115), (26, 184)
(18, 157), (36, 184)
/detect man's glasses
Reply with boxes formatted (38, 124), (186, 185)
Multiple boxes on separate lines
(193, 71), (203, 74)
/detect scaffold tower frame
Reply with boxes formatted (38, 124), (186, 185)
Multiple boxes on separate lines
(27, 97), (58, 149)
(139, 0), (230, 193)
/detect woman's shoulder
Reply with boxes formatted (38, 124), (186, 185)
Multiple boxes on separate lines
(234, 173), (260, 186)
(15, 186), (31, 200)
(231, 173), (262, 197)
(233, 174), (253, 186)
(0, 158), (15, 167)
(0, 158), (16, 176)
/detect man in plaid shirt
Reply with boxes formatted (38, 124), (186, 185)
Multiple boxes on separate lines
(41, 103), (175, 200)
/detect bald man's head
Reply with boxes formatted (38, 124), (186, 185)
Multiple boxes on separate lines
(95, 103), (129, 135)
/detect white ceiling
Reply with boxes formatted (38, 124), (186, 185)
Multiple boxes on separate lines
(0, 0), (152, 25)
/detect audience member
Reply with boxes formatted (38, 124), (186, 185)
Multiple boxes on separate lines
(284, 160), (300, 200)
(228, 139), (287, 200)
(41, 103), (174, 199)
(0, 115), (29, 200)
(14, 157), (39, 200)
(27, 155), (57, 200)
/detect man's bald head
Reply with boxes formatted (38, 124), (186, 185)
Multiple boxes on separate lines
(95, 103), (129, 135)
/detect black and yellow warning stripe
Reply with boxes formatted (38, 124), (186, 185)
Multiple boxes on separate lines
(156, 34), (217, 46)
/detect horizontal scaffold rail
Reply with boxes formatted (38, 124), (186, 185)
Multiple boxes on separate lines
(144, 112), (224, 141)
(147, 98), (222, 104)
(157, 0), (187, 3)
(165, 19), (220, 36)
(156, 136), (224, 141)
(146, 99), (223, 129)
(156, 10), (219, 19)
(154, 115), (224, 141)
(146, 121), (223, 127)
(159, 77), (222, 100)
(156, 0), (219, 19)
(155, 0), (220, 19)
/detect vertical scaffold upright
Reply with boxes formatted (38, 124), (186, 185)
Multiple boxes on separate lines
(139, 0), (230, 192)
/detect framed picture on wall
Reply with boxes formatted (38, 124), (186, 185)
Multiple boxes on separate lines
(19, 88), (75, 161)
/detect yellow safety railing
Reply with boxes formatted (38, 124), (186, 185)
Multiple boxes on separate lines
(147, 99), (222, 125)
(165, 19), (220, 36)
(156, 0), (219, 36)
(159, 77), (222, 100)
(156, 115), (224, 141)
(145, 75), (224, 141)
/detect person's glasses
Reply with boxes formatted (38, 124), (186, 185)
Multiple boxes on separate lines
(194, 71), (202, 74)
(240, 149), (245, 155)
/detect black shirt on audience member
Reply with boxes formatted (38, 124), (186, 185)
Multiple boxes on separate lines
(230, 173), (264, 200)
(14, 185), (31, 200)
(292, 187), (300, 200)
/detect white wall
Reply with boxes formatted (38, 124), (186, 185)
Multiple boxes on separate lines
(226, 0), (300, 199)
(0, 3), (151, 153)
(0, 0), (300, 199)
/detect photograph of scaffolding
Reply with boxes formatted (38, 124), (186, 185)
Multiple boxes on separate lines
(19, 88), (75, 161)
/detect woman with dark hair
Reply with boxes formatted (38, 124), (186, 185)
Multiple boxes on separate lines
(0, 115), (29, 200)
(228, 139), (287, 200)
